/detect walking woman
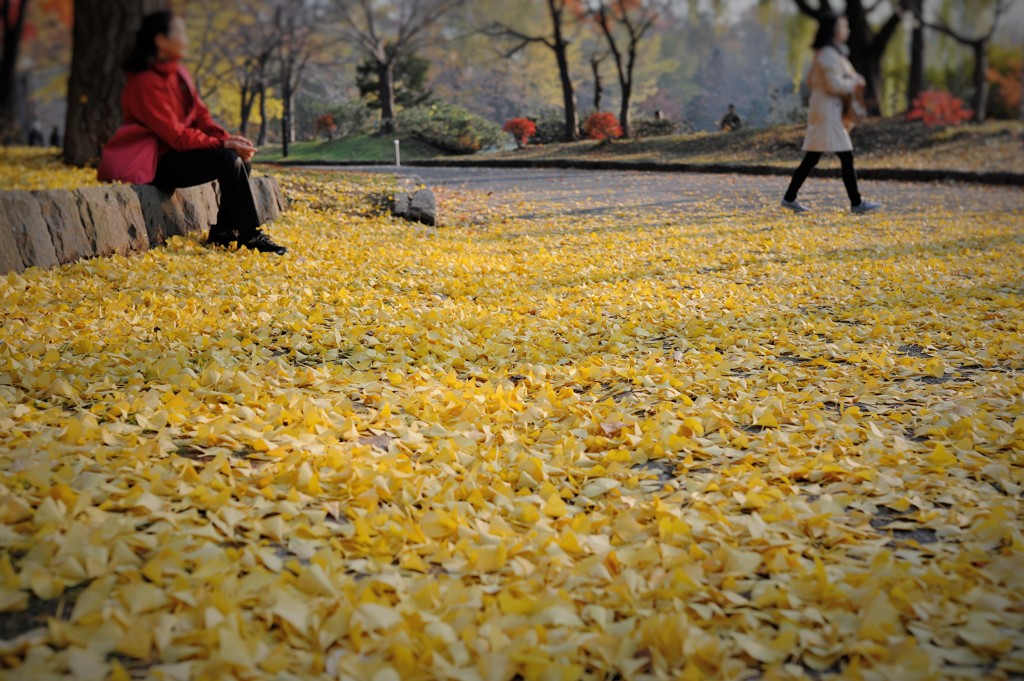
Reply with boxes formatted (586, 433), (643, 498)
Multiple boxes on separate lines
(781, 13), (880, 215)
(99, 12), (287, 254)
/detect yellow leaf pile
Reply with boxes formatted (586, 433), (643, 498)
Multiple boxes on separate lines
(0, 148), (104, 191)
(1, 169), (1022, 680)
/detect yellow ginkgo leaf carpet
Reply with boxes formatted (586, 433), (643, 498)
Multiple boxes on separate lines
(1, 168), (1022, 681)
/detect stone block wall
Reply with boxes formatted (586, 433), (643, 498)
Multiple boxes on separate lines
(0, 176), (286, 274)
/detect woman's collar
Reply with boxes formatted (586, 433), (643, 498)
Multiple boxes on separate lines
(151, 59), (181, 74)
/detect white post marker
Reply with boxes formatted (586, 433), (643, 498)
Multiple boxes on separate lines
(394, 139), (401, 167)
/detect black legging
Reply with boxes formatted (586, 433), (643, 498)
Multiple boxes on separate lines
(784, 151), (862, 207)
(152, 148), (260, 239)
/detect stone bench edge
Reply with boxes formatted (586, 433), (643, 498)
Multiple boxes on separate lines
(0, 175), (287, 275)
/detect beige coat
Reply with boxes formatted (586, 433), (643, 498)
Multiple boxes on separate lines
(803, 46), (858, 153)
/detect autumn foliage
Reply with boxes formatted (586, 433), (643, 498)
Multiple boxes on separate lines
(1, 158), (1023, 678)
(906, 91), (973, 127)
(502, 117), (537, 149)
(987, 55), (1022, 119)
(314, 113), (338, 141)
(583, 112), (623, 141)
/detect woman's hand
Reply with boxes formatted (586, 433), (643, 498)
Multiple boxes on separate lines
(224, 137), (257, 162)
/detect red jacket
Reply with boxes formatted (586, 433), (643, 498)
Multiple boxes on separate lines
(122, 60), (230, 156)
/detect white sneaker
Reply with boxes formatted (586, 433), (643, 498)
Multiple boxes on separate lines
(781, 199), (811, 213)
(852, 200), (881, 214)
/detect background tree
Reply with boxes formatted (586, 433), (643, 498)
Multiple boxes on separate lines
(791, 0), (902, 115)
(21, 0), (72, 120)
(585, 0), (665, 137)
(923, 0), (1016, 122)
(589, 50), (608, 111)
(64, 0), (169, 166)
(333, 0), (464, 134)
(426, 0), (560, 125)
(229, 0), (280, 141)
(487, 0), (582, 142)
(275, 1), (321, 157)
(356, 50), (433, 110)
(182, 0), (234, 98)
(182, 0), (285, 144)
(0, 0), (31, 141)
(903, 0), (925, 109)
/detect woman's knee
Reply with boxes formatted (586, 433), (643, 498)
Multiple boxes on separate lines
(210, 148), (244, 173)
(800, 152), (822, 169)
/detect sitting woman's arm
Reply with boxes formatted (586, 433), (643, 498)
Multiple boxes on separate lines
(194, 98), (230, 141)
(124, 72), (228, 152)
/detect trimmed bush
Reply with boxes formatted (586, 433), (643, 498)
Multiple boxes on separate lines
(397, 103), (504, 154)
(632, 117), (678, 139)
(337, 101), (378, 137)
(529, 111), (569, 145)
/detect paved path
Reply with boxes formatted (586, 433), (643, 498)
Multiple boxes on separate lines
(333, 165), (1024, 218)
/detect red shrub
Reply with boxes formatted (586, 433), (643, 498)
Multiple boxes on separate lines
(583, 112), (623, 141)
(314, 113), (338, 141)
(906, 91), (973, 127)
(987, 55), (1022, 119)
(503, 117), (537, 148)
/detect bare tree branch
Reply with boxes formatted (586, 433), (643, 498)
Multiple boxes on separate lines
(923, 0), (1015, 45)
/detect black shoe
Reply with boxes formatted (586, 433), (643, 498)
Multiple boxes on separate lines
(242, 229), (287, 255)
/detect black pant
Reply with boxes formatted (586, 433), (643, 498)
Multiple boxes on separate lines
(152, 148), (260, 239)
(784, 151), (862, 207)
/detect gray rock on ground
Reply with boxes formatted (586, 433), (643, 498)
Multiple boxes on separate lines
(390, 175), (437, 227)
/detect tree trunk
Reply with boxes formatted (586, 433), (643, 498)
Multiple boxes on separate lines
(0, 0), (31, 143)
(971, 42), (988, 122)
(239, 83), (255, 138)
(847, 29), (886, 115)
(257, 82), (268, 146)
(241, 56), (269, 140)
(554, 44), (578, 141)
(547, 0), (577, 142)
(281, 88), (291, 157)
(591, 55), (604, 112)
(619, 86), (631, 139)
(618, 46), (639, 139)
(64, 0), (146, 166)
(377, 59), (397, 134)
(907, 18), (925, 110)
(279, 42), (296, 157)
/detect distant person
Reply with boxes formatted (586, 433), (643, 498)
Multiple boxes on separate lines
(719, 104), (742, 132)
(98, 11), (286, 254)
(27, 120), (44, 146)
(49, 126), (61, 148)
(781, 13), (880, 215)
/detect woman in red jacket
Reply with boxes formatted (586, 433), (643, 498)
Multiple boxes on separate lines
(105, 12), (286, 254)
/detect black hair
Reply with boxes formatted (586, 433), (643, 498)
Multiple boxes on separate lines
(123, 11), (174, 73)
(811, 13), (840, 50)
